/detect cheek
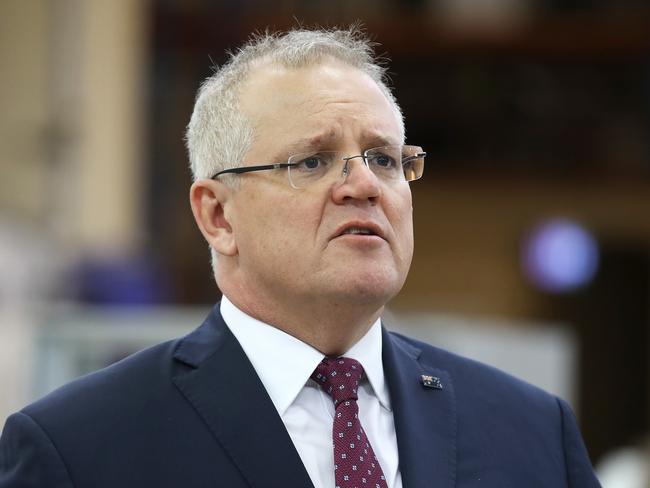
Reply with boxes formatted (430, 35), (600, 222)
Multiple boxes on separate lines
(388, 190), (414, 239)
(236, 190), (319, 259)
(397, 215), (414, 266)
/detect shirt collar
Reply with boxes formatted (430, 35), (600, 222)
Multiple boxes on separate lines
(342, 316), (391, 412)
(220, 295), (391, 416)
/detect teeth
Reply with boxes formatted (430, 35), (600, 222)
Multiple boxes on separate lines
(343, 227), (373, 235)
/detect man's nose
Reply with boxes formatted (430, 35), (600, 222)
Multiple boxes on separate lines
(332, 156), (381, 203)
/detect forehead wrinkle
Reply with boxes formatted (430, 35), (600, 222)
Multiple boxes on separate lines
(268, 99), (400, 161)
(276, 127), (399, 161)
(281, 128), (339, 155)
(361, 132), (400, 149)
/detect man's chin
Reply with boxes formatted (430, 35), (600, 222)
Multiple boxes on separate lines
(326, 270), (403, 305)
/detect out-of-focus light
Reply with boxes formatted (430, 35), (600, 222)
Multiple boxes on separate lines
(73, 254), (173, 305)
(522, 219), (599, 293)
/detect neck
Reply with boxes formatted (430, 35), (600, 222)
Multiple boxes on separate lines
(219, 280), (384, 356)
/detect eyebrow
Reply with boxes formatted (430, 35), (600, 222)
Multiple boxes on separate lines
(282, 136), (322, 157)
(276, 132), (400, 162)
(364, 134), (400, 148)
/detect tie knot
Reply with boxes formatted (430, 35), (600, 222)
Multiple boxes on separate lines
(311, 357), (364, 406)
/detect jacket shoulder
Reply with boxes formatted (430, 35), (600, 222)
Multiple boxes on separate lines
(386, 331), (600, 486)
(387, 330), (560, 409)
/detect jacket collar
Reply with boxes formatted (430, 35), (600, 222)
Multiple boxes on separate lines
(382, 326), (458, 488)
(172, 304), (314, 488)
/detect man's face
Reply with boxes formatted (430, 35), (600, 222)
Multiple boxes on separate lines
(227, 59), (414, 309)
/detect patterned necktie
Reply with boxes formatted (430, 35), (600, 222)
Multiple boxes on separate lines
(311, 357), (388, 488)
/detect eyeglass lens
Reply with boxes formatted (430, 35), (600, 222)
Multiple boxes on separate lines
(286, 145), (424, 189)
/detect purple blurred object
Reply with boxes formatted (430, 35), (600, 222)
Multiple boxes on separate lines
(522, 219), (599, 293)
(73, 254), (174, 305)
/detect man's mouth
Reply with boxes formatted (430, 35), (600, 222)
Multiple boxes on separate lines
(341, 226), (376, 236)
(333, 222), (386, 241)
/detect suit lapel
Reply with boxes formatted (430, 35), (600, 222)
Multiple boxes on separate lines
(172, 305), (314, 488)
(382, 327), (457, 488)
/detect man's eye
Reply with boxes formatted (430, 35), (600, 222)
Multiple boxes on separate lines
(296, 155), (327, 171)
(372, 153), (397, 168)
(303, 157), (321, 169)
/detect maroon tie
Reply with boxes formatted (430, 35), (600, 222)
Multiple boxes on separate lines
(311, 357), (388, 488)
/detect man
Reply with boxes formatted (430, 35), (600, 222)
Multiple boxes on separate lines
(0, 28), (600, 487)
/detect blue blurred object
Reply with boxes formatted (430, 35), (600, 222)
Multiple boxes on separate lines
(73, 254), (174, 305)
(522, 218), (600, 293)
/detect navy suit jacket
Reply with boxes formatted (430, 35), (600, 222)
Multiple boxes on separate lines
(0, 304), (600, 487)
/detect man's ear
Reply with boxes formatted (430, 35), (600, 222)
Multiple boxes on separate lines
(189, 179), (237, 256)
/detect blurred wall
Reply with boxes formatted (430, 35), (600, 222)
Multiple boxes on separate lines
(0, 0), (149, 419)
(0, 1), (49, 219)
(0, 0), (148, 256)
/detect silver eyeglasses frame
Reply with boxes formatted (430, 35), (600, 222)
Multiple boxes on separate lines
(210, 145), (426, 189)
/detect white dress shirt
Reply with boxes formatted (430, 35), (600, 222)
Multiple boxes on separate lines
(221, 296), (403, 488)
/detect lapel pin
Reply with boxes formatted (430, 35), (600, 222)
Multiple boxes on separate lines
(421, 375), (443, 389)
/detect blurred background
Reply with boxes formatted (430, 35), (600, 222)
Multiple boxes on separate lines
(1, 0), (649, 484)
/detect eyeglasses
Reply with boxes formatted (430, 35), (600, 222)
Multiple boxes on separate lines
(211, 145), (426, 189)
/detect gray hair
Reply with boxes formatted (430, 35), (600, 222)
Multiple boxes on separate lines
(185, 26), (404, 183)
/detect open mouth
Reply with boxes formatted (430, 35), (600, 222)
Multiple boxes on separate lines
(334, 222), (385, 241)
(341, 226), (376, 236)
